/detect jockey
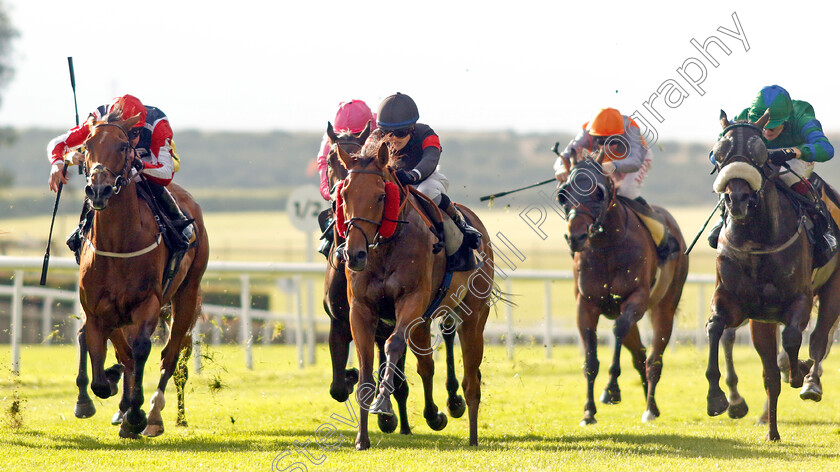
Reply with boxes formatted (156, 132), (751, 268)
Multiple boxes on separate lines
(554, 107), (653, 203)
(316, 100), (376, 257)
(47, 94), (194, 261)
(708, 85), (836, 254)
(375, 92), (481, 249)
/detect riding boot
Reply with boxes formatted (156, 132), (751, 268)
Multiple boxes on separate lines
(318, 224), (334, 259)
(66, 198), (92, 264)
(442, 200), (481, 250)
(151, 184), (194, 249)
(708, 218), (724, 249)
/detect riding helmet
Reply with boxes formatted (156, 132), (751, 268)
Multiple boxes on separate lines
(749, 85), (792, 130)
(109, 94), (147, 128)
(586, 108), (624, 136)
(377, 93), (419, 130)
(334, 100), (376, 134)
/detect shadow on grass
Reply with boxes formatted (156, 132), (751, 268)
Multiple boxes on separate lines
(1, 427), (836, 463)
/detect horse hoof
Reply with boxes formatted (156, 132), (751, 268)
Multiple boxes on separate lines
(426, 412), (448, 431)
(641, 410), (657, 423)
(707, 394), (729, 417)
(800, 383), (822, 402)
(765, 430), (781, 442)
(727, 397), (749, 419)
(370, 395), (394, 416)
(119, 419), (145, 439)
(345, 368), (359, 386)
(399, 426), (412, 435)
(74, 400), (96, 419)
(579, 417), (597, 426)
(111, 410), (124, 425)
(329, 384), (350, 403)
(600, 388), (621, 405)
(377, 413), (398, 433)
(447, 395), (466, 419)
(142, 421), (165, 437)
(355, 434), (370, 451)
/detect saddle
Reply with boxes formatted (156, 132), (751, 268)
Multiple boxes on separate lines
(617, 196), (680, 264)
(409, 191), (479, 273)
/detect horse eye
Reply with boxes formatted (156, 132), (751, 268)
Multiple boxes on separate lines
(377, 193), (386, 202)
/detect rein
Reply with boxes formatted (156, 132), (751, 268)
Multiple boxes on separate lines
(342, 168), (410, 249)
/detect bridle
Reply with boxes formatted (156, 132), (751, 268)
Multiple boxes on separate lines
(559, 163), (617, 243)
(341, 167), (409, 250)
(84, 123), (136, 196)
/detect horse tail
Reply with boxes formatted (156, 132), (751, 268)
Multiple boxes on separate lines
(490, 285), (517, 309)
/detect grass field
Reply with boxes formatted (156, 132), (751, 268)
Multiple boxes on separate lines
(1, 344), (839, 471)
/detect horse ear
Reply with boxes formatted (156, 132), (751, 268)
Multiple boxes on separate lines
(754, 109), (770, 129)
(359, 121), (371, 143)
(719, 110), (731, 129)
(376, 141), (389, 168)
(327, 121), (338, 144)
(336, 143), (352, 169)
(123, 114), (141, 132)
(594, 147), (606, 165)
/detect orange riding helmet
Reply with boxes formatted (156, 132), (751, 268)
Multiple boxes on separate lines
(586, 108), (624, 136)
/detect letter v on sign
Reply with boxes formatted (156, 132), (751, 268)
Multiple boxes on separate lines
(330, 398), (359, 428)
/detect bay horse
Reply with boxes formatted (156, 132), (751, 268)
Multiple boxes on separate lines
(334, 139), (495, 450)
(75, 113), (209, 438)
(556, 150), (689, 425)
(706, 111), (840, 441)
(323, 123), (467, 436)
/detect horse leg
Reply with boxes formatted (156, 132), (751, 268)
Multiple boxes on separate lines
(119, 301), (159, 439)
(392, 350), (412, 435)
(802, 287), (840, 401)
(375, 340), (398, 433)
(602, 293), (647, 406)
(349, 303), (377, 451)
(110, 328), (134, 425)
(404, 316), (448, 432)
(457, 305), (488, 447)
(751, 320), (782, 441)
(442, 317), (466, 419)
(781, 295), (811, 389)
(85, 319), (118, 401)
(621, 324), (648, 398)
(642, 302), (675, 423)
(74, 325), (96, 419)
(143, 285), (199, 437)
(721, 327), (748, 419)
(326, 266), (357, 402)
(705, 310), (730, 416)
(578, 302), (600, 425)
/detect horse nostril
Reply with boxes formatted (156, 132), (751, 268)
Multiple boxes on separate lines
(356, 251), (367, 262)
(101, 186), (114, 199)
(85, 185), (95, 199)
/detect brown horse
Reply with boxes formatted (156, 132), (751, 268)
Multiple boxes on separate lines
(557, 152), (689, 425)
(322, 121), (413, 435)
(75, 114), (209, 438)
(334, 140), (495, 449)
(706, 111), (840, 441)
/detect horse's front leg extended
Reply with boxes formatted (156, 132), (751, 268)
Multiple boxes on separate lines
(602, 291), (648, 405)
(751, 320), (782, 441)
(349, 301), (377, 451)
(74, 325), (96, 418)
(577, 300), (600, 425)
(119, 300), (159, 439)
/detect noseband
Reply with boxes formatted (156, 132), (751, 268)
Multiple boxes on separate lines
(561, 165), (616, 242)
(85, 123), (135, 196)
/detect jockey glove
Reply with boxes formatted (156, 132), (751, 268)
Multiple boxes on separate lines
(769, 148), (797, 166)
(132, 156), (145, 172)
(396, 169), (420, 185)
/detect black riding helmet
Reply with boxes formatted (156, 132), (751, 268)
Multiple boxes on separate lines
(377, 93), (419, 131)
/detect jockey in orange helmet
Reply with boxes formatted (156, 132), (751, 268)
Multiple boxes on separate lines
(554, 107), (653, 203)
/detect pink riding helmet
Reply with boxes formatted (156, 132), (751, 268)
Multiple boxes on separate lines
(334, 100), (377, 133)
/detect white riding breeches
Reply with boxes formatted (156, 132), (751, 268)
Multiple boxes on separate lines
(416, 168), (450, 205)
(779, 157), (815, 186)
(614, 149), (653, 200)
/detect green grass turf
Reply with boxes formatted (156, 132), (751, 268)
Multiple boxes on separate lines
(1, 343), (838, 471)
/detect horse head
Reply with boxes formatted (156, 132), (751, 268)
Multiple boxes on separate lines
(557, 149), (614, 252)
(334, 138), (399, 271)
(712, 109), (770, 221)
(82, 113), (141, 210)
(326, 120), (371, 193)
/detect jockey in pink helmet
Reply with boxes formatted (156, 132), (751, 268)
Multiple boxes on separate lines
(315, 100), (377, 200)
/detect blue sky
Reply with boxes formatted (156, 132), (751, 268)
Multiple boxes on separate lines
(0, 0), (837, 142)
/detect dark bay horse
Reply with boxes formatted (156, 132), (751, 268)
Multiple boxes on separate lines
(334, 140), (495, 450)
(706, 111), (840, 441)
(557, 151), (689, 425)
(75, 114), (209, 438)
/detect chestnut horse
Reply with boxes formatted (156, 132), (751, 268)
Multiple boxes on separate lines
(557, 151), (689, 425)
(706, 111), (840, 441)
(334, 140), (495, 449)
(75, 114), (209, 438)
